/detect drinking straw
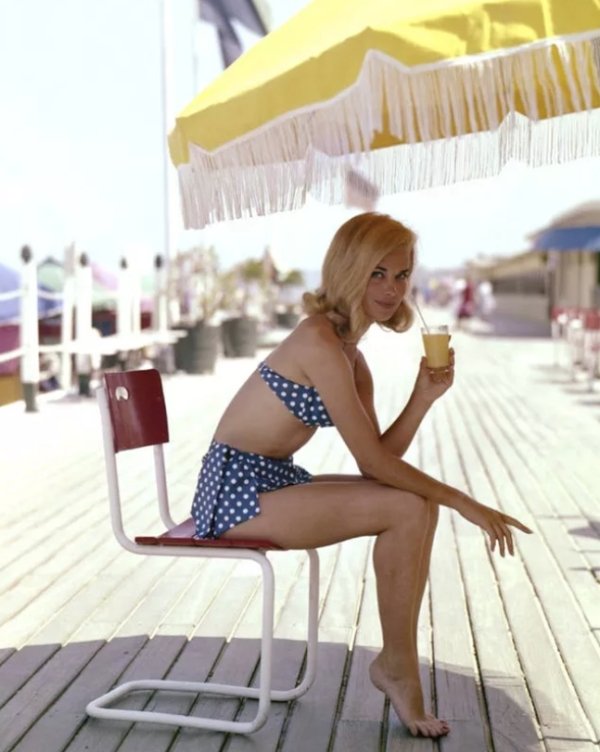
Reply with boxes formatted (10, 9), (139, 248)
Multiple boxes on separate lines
(412, 295), (430, 334)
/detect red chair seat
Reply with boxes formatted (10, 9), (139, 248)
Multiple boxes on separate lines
(135, 517), (283, 550)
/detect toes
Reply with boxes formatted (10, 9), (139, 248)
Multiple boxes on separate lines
(411, 719), (450, 738)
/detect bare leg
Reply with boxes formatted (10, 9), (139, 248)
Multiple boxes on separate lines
(411, 502), (439, 644)
(369, 501), (448, 737)
(223, 479), (449, 738)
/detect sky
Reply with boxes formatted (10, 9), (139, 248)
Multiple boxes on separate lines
(1, 0), (599, 278)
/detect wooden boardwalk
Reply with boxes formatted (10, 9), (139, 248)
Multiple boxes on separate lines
(1, 317), (599, 752)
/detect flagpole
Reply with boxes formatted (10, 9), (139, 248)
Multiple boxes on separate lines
(159, 0), (179, 323)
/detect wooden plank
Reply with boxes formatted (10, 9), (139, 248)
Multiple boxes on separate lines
(156, 559), (238, 636)
(318, 538), (371, 646)
(112, 564), (203, 639)
(31, 557), (150, 647)
(69, 559), (173, 642)
(332, 540), (384, 752)
(536, 516), (600, 633)
(0, 639), (106, 750)
(0, 647), (15, 670)
(451, 383), (599, 751)
(224, 550), (317, 752)
(167, 638), (260, 752)
(228, 545), (346, 752)
(65, 636), (222, 752)
(0, 644), (59, 710)
(480, 376), (600, 628)
(226, 640), (306, 752)
(459, 378), (600, 741)
(436, 400), (545, 752)
(419, 411), (489, 752)
(192, 574), (260, 640)
(17, 636), (181, 752)
(280, 643), (348, 752)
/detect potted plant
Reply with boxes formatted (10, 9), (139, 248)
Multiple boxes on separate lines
(221, 257), (269, 357)
(275, 268), (305, 328)
(172, 246), (223, 374)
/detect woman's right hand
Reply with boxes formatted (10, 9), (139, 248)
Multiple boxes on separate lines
(453, 494), (533, 556)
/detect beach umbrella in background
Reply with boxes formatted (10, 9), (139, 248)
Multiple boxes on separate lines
(38, 257), (114, 309)
(169, 0), (600, 229)
(530, 201), (600, 250)
(529, 201), (600, 309)
(37, 257), (154, 312)
(0, 261), (61, 325)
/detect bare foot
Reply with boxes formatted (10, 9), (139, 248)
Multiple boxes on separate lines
(369, 657), (450, 738)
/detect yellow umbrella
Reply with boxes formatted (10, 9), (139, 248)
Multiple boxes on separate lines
(170, 0), (600, 227)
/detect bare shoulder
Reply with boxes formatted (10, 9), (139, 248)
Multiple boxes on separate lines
(293, 314), (342, 356)
(275, 314), (347, 384)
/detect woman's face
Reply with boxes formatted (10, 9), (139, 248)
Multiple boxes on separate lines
(362, 246), (412, 322)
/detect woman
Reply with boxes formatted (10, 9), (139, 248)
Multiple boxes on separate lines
(191, 212), (532, 739)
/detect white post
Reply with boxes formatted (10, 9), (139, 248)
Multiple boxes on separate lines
(75, 252), (94, 395)
(19, 245), (40, 412)
(60, 242), (76, 391)
(117, 257), (132, 339)
(153, 254), (168, 334)
(130, 262), (142, 336)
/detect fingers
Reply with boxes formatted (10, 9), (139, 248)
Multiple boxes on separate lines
(503, 514), (534, 534)
(491, 521), (507, 557)
(428, 364), (454, 384)
(470, 504), (531, 557)
(488, 515), (522, 557)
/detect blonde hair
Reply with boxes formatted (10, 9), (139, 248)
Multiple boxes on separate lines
(303, 212), (416, 342)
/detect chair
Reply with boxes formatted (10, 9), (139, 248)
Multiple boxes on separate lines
(86, 368), (319, 734)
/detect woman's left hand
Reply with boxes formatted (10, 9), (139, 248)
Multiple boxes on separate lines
(413, 348), (455, 404)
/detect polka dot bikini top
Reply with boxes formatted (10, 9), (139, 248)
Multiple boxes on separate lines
(258, 361), (334, 428)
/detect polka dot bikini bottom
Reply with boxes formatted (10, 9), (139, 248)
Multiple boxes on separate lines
(191, 440), (312, 539)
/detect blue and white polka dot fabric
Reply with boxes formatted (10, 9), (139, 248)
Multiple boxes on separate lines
(192, 441), (312, 539)
(258, 361), (333, 427)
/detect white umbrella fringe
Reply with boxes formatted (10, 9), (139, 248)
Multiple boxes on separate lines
(177, 31), (600, 228)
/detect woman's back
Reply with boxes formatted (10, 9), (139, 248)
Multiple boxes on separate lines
(213, 315), (340, 457)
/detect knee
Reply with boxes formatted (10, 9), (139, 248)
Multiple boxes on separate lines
(389, 491), (429, 528)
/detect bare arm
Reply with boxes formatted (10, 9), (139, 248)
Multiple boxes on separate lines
(305, 330), (462, 507)
(303, 326), (532, 554)
(379, 350), (455, 457)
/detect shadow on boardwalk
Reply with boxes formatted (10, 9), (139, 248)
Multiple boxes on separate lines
(0, 635), (552, 752)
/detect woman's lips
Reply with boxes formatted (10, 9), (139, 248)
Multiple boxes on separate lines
(375, 299), (396, 310)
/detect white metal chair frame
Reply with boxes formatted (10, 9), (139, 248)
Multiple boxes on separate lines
(86, 373), (319, 734)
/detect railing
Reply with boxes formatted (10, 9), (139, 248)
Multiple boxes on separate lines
(1, 246), (178, 412)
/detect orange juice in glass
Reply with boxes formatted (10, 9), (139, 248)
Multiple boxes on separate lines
(421, 325), (450, 368)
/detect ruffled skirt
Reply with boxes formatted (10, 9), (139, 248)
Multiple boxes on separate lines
(191, 440), (312, 539)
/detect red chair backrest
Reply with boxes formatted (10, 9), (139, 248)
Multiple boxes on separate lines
(103, 369), (169, 452)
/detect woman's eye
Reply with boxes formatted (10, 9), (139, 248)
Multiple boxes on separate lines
(371, 270), (384, 279)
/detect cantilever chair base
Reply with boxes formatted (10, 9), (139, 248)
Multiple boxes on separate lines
(87, 370), (320, 735)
